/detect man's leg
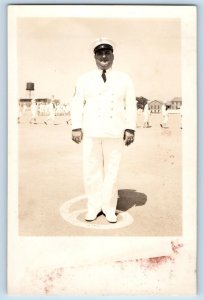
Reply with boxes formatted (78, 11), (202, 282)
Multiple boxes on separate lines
(101, 138), (123, 220)
(83, 137), (103, 218)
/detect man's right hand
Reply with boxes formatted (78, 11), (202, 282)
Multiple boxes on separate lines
(72, 129), (83, 144)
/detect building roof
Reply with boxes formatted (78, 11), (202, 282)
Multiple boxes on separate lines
(171, 97), (182, 102)
(149, 100), (163, 104)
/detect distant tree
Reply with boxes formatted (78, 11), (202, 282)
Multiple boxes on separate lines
(136, 96), (149, 109)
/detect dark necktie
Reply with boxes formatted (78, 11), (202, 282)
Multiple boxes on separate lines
(102, 70), (106, 82)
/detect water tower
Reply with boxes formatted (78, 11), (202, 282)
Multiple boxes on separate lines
(26, 82), (35, 98)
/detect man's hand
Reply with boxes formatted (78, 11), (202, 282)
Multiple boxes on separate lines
(124, 129), (135, 146)
(72, 129), (83, 144)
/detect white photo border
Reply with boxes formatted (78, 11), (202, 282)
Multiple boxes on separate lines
(6, 3), (198, 297)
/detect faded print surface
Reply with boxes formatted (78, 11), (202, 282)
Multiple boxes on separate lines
(17, 17), (181, 236)
(8, 5), (196, 296)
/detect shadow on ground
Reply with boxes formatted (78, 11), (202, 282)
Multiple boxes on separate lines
(117, 189), (147, 211)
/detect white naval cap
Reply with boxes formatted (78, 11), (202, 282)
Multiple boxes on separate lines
(92, 37), (115, 53)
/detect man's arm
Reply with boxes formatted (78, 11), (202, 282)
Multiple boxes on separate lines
(70, 78), (85, 144)
(124, 76), (137, 146)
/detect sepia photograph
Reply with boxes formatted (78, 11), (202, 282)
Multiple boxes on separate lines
(8, 5), (197, 296)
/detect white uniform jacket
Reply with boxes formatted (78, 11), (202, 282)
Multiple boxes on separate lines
(161, 104), (168, 116)
(71, 69), (137, 138)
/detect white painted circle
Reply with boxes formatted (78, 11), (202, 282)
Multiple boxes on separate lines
(59, 195), (134, 230)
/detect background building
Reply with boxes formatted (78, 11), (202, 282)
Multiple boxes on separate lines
(170, 97), (182, 109)
(149, 100), (163, 113)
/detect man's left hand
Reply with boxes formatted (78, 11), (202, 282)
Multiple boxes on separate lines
(72, 128), (83, 144)
(124, 129), (135, 146)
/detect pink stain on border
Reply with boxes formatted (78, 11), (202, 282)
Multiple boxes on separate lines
(35, 267), (64, 294)
(115, 241), (183, 270)
(171, 241), (183, 254)
(34, 242), (184, 293)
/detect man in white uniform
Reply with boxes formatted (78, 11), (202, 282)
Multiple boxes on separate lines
(29, 99), (38, 124)
(143, 101), (151, 128)
(180, 104), (183, 129)
(160, 101), (169, 128)
(44, 100), (56, 125)
(71, 38), (137, 223)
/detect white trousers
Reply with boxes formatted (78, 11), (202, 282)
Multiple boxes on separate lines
(162, 113), (168, 124)
(83, 137), (124, 214)
(144, 113), (150, 123)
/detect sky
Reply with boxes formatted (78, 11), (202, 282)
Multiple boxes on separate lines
(17, 17), (181, 103)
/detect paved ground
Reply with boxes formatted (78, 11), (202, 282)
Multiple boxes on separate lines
(18, 112), (182, 236)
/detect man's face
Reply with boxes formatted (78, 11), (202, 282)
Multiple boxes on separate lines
(94, 49), (114, 70)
